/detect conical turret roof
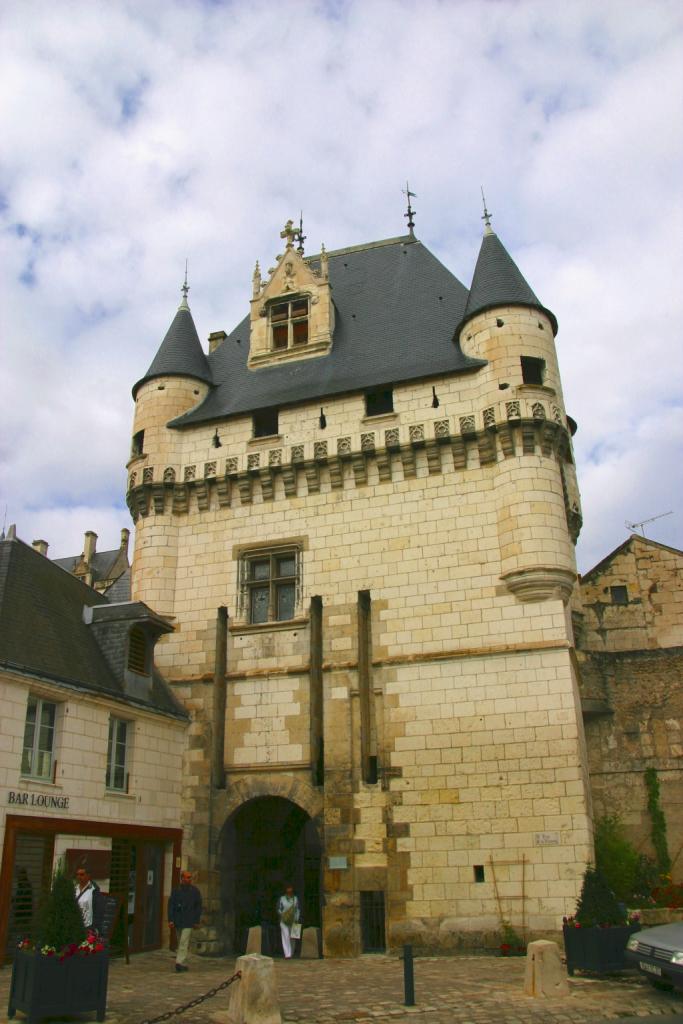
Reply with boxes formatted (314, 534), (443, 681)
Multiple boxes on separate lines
(458, 228), (557, 335)
(132, 287), (212, 397)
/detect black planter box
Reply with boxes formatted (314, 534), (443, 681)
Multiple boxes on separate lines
(8, 949), (109, 1022)
(563, 924), (640, 975)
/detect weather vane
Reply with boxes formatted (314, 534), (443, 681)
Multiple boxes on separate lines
(181, 259), (189, 307)
(295, 211), (306, 255)
(481, 186), (493, 231)
(402, 182), (417, 237)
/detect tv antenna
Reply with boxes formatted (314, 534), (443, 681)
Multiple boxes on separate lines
(625, 510), (673, 538)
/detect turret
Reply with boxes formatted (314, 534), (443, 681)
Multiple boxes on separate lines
(128, 278), (213, 614)
(459, 209), (581, 604)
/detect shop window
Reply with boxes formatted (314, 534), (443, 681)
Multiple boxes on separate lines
(21, 696), (57, 780)
(127, 627), (149, 675)
(253, 407), (279, 438)
(610, 585), (628, 605)
(239, 546), (300, 624)
(365, 388), (394, 417)
(131, 430), (144, 457)
(269, 297), (309, 351)
(521, 356), (545, 386)
(106, 717), (130, 792)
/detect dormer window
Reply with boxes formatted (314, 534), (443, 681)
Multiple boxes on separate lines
(127, 626), (149, 675)
(270, 297), (309, 350)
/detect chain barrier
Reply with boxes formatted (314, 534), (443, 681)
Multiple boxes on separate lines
(138, 970), (241, 1024)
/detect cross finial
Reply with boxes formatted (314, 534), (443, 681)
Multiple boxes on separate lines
(280, 219), (297, 248)
(481, 187), (493, 234)
(402, 182), (417, 237)
(179, 260), (190, 309)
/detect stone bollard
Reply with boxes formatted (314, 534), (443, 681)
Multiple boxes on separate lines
(245, 926), (262, 954)
(524, 940), (569, 998)
(227, 954), (281, 1024)
(300, 927), (320, 959)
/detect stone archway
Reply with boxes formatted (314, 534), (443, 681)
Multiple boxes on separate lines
(215, 780), (323, 956)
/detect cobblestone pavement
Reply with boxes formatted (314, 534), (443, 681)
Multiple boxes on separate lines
(1, 950), (681, 1024)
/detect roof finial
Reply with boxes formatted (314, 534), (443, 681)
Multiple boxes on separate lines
(481, 186), (493, 235)
(296, 211), (306, 255)
(402, 182), (417, 238)
(179, 260), (190, 309)
(280, 219), (297, 249)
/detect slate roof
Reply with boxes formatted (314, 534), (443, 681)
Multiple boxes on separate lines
(53, 547), (124, 584)
(133, 300), (212, 397)
(171, 235), (484, 426)
(135, 229), (556, 428)
(459, 229), (558, 335)
(0, 538), (186, 720)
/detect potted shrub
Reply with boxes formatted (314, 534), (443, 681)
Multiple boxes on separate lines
(8, 865), (109, 1022)
(563, 866), (640, 975)
(499, 921), (525, 956)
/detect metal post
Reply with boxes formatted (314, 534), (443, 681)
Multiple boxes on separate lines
(403, 943), (415, 1006)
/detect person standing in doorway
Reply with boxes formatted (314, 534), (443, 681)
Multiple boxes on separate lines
(168, 870), (202, 972)
(277, 884), (300, 959)
(75, 866), (99, 929)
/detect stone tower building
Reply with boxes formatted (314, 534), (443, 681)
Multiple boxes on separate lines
(127, 211), (592, 955)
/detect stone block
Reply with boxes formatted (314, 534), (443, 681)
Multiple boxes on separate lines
(245, 925), (262, 954)
(300, 926), (321, 958)
(227, 953), (281, 1024)
(523, 939), (569, 998)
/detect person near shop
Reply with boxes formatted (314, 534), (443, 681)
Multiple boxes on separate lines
(277, 884), (301, 959)
(167, 870), (202, 972)
(74, 866), (99, 929)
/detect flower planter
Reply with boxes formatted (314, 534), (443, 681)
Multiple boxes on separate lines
(8, 948), (109, 1022)
(563, 924), (640, 976)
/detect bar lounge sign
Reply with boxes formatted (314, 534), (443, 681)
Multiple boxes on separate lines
(7, 790), (70, 810)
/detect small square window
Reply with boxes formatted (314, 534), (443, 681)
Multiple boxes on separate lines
(610, 585), (628, 605)
(521, 356), (545, 386)
(240, 546), (301, 624)
(365, 389), (394, 417)
(253, 408), (279, 438)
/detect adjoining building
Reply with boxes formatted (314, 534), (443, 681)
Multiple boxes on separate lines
(50, 527), (131, 598)
(126, 210), (592, 955)
(576, 534), (683, 866)
(0, 529), (187, 962)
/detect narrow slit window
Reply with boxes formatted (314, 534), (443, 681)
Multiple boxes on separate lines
(128, 627), (148, 675)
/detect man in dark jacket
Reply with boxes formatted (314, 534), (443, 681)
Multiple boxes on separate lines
(167, 870), (202, 972)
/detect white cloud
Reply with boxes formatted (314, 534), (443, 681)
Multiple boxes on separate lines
(1, 0), (682, 571)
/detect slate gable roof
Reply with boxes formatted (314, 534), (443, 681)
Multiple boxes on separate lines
(169, 236), (484, 427)
(133, 303), (212, 397)
(134, 230), (557, 428)
(53, 548), (124, 584)
(0, 538), (186, 720)
(459, 230), (558, 335)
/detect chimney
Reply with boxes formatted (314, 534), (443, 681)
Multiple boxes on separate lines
(120, 527), (130, 555)
(208, 330), (227, 354)
(83, 531), (97, 563)
(32, 539), (49, 556)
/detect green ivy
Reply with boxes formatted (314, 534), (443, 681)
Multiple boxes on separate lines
(644, 767), (671, 876)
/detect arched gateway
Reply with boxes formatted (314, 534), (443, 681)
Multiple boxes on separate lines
(217, 781), (323, 955)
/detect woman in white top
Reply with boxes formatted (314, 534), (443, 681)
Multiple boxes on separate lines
(277, 884), (300, 959)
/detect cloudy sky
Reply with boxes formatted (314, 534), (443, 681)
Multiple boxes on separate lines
(1, 0), (682, 574)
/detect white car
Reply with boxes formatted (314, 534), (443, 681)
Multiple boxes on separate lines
(625, 923), (683, 990)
